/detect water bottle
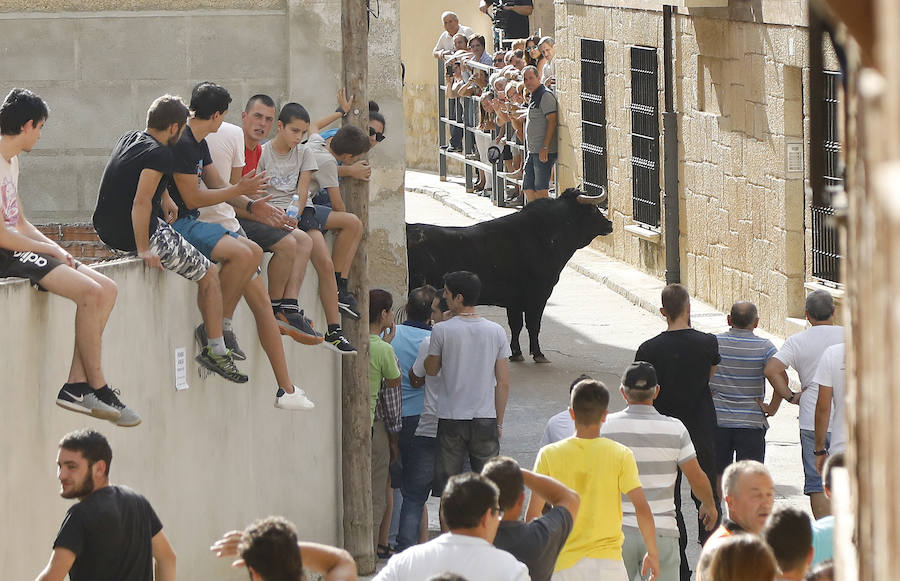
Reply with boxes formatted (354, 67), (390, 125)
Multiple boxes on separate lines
(285, 194), (301, 220)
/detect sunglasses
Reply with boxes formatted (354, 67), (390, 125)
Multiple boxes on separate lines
(369, 127), (386, 142)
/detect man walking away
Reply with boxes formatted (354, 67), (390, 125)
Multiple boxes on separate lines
(35, 429), (176, 581)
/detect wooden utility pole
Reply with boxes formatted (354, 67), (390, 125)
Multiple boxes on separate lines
(340, 0), (374, 574)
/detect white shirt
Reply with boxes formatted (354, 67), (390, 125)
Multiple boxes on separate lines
(412, 336), (442, 438)
(428, 315), (512, 419)
(773, 324), (844, 430)
(373, 532), (531, 581)
(813, 343), (846, 453)
(433, 25), (474, 55)
(197, 122), (245, 231)
(538, 409), (575, 448)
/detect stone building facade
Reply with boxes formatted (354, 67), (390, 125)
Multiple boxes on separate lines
(553, 0), (841, 336)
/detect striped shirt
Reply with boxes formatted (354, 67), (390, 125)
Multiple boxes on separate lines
(710, 328), (777, 429)
(601, 405), (696, 536)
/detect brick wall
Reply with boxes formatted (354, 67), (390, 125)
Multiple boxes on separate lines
(35, 223), (116, 263)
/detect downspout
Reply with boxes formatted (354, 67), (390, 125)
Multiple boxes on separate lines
(663, 4), (681, 284)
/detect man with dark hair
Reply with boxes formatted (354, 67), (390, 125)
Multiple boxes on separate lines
(521, 64), (557, 203)
(602, 362), (718, 581)
(425, 271), (511, 496)
(635, 283), (721, 580)
(211, 516), (358, 581)
(538, 374), (591, 447)
(811, 452), (844, 565)
(710, 301), (777, 482)
(763, 506), (814, 581)
(374, 473), (529, 580)
(482, 456), (579, 581)
(0, 88), (129, 424)
(35, 430), (176, 581)
(528, 379), (660, 580)
(763, 290), (843, 518)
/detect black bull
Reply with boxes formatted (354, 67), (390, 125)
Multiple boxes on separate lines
(407, 188), (613, 363)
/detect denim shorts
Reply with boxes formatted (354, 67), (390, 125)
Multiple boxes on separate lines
(799, 428), (831, 494)
(523, 151), (557, 191)
(172, 214), (238, 259)
(313, 204), (332, 230)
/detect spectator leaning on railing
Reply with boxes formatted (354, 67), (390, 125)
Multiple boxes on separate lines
(433, 12), (474, 60)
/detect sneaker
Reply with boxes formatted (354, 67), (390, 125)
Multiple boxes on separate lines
(337, 290), (361, 320)
(323, 329), (357, 355)
(195, 346), (249, 383)
(276, 310), (324, 345)
(56, 384), (120, 421)
(196, 323), (246, 361)
(95, 386), (142, 427)
(274, 385), (316, 410)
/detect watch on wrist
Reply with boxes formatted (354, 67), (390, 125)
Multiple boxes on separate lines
(813, 448), (828, 456)
(246, 199), (255, 213)
(335, 106), (347, 117)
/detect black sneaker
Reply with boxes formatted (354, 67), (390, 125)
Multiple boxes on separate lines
(56, 383), (120, 421)
(337, 290), (361, 320)
(95, 386), (142, 427)
(195, 346), (249, 383)
(323, 329), (357, 355)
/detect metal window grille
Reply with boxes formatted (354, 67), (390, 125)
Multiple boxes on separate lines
(580, 38), (608, 208)
(630, 46), (660, 228)
(810, 70), (843, 285)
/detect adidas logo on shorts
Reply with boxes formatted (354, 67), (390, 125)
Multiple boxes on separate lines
(13, 251), (48, 267)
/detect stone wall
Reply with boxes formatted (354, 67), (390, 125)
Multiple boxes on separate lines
(555, 1), (836, 335)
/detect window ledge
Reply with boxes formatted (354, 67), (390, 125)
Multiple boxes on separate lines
(625, 224), (661, 243)
(804, 281), (845, 302)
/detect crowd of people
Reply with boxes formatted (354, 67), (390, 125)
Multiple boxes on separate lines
(433, 11), (558, 205)
(1, 82), (387, 425)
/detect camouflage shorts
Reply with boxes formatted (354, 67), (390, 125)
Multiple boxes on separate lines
(149, 219), (210, 282)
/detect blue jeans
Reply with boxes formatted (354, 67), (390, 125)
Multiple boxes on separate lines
(396, 416), (438, 550)
(800, 428), (831, 494)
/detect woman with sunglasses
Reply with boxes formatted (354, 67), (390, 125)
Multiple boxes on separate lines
(524, 35), (546, 74)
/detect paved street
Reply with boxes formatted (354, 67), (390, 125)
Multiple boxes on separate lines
(372, 183), (809, 578)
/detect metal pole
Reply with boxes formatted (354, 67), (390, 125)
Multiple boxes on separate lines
(663, 4), (681, 284)
(340, 0), (374, 574)
(438, 59), (448, 181)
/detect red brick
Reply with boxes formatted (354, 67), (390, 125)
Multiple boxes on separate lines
(37, 225), (62, 241)
(59, 225), (101, 242)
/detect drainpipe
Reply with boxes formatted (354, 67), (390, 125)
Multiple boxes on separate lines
(663, 4), (681, 284)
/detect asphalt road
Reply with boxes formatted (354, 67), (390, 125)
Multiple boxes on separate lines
(389, 190), (809, 579)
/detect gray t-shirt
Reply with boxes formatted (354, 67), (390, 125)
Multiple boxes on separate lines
(428, 315), (512, 419)
(525, 86), (558, 154)
(493, 507), (573, 581)
(306, 133), (340, 195)
(257, 141), (318, 209)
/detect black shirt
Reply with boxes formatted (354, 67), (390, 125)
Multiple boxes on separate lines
(493, 506), (573, 581)
(167, 124), (212, 220)
(93, 131), (172, 251)
(488, 0), (532, 41)
(635, 328), (721, 429)
(53, 485), (163, 581)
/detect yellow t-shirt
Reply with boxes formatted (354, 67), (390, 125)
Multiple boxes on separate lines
(533, 436), (642, 571)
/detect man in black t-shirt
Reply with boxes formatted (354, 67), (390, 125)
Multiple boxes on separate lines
(635, 283), (721, 581)
(93, 94), (255, 384)
(35, 429), (175, 581)
(480, 0), (533, 49)
(482, 456), (578, 581)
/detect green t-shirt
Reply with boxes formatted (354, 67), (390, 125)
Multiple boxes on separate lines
(369, 334), (401, 425)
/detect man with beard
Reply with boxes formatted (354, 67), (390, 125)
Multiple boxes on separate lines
(35, 429), (176, 581)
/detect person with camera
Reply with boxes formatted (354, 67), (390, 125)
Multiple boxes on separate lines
(479, 0), (534, 51)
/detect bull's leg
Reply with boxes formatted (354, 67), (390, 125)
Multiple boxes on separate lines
(525, 298), (550, 364)
(506, 307), (525, 362)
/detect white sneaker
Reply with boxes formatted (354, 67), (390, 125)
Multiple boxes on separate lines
(275, 386), (315, 410)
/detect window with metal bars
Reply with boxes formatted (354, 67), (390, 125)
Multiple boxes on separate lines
(630, 46), (660, 228)
(810, 70), (843, 285)
(580, 38), (607, 208)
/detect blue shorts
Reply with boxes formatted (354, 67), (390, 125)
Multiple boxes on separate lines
(314, 204), (332, 231)
(800, 428), (831, 494)
(172, 214), (238, 259)
(523, 151), (557, 191)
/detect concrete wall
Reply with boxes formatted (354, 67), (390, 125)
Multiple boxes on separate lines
(1, 258), (343, 580)
(554, 1), (836, 335)
(400, 0), (493, 172)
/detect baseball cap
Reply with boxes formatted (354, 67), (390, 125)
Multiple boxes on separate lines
(622, 361), (658, 390)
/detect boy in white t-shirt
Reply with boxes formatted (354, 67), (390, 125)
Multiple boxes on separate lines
(0, 88), (134, 424)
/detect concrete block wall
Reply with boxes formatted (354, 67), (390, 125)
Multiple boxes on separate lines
(555, 1), (831, 336)
(1, 258), (343, 580)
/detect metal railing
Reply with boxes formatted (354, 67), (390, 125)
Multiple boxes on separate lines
(437, 58), (534, 208)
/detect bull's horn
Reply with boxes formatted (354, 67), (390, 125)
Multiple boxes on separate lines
(576, 187), (607, 205)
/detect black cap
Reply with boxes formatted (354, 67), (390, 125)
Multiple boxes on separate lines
(622, 361), (658, 390)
